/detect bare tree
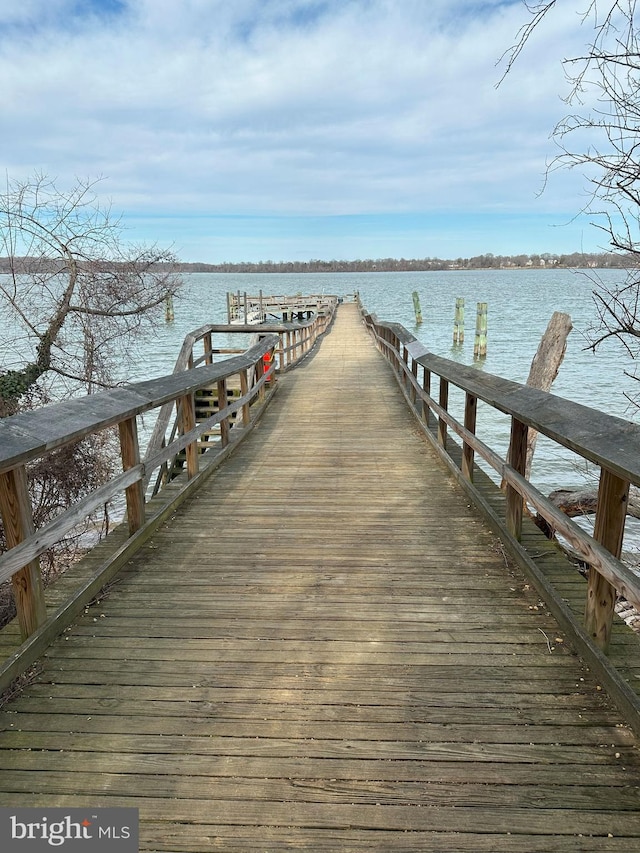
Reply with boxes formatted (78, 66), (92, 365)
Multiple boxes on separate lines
(503, 1), (640, 400)
(0, 174), (183, 624)
(0, 172), (182, 413)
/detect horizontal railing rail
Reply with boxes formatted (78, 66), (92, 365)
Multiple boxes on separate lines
(360, 305), (640, 658)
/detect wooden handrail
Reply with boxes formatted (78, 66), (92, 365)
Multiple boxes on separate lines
(142, 308), (336, 489)
(361, 306), (640, 656)
(0, 339), (274, 474)
(0, 335), (277, 582)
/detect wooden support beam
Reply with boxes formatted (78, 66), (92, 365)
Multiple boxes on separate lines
(462, 392), (478, 482)
(217, 378), (230, 447)
(118, 417), (145, 535)
(240, 370), (250, 425)
(506, 417), (528, 540)
(411, 359), (418, 405)
(438, 379), (449, 449)
(285, 331), (292, 368)
(422, 368), (431, 427)
(585, 469), (629, 652)
(256, 358), (266, 402)
(179, 393), (198, 479)
(204, 332), (213, 366)
(0, 465), (46, 640)
(277, 334), (284, 372)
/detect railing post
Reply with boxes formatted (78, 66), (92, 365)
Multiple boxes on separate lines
(438, 379), (449, 449)
(402, 346), (409, 389)
(179, 393), (198, 478)
(285, 331), (292, 368)
(422, 367), (431, 427)
(240, 369), (250, 425)
(374, 322), (382, 354)
(585, 469), (629, 652)
(506, 417), (528, 540)
(204, 332), (213, 366)
(217, 378), (230, 447)
(462, 392), (478, 481)
(256, 356), (266, 402)
(383, 328), (390, 360)
(277, 333), (284, 371)
(0, 465), (47, 640)
(118, 416), (145, 535)
(410, 359), (418, 405)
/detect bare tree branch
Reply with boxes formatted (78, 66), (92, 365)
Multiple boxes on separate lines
(503, 1), (640, 407)
(0, 174), (183, 606)
(0, 173), (182, 407)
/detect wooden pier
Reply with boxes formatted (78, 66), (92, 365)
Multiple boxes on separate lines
(226, 290), (337, 324)
(1, 302), (640, 850)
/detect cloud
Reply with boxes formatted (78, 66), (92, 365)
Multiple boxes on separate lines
(0, 0), (610, 258)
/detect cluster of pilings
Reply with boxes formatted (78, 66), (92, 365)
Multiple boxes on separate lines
(412, 293), (487, 358)
(453, 298), (487, 357)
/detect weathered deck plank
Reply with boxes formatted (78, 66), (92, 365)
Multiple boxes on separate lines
(1, 302), (640, 851)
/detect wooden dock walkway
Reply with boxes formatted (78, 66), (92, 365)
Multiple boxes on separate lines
(2, 302), (640, 850)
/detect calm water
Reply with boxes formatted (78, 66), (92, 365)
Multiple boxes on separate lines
(3, 268), (639, 550)
(155, 268), (640, 554)
(136, 268), (632, 481)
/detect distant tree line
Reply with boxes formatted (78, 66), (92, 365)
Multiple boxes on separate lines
(0, 251), (633, 276)
(164, 252), (633, 274)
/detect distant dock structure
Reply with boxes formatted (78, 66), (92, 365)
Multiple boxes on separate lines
(227, 290), (338, 324)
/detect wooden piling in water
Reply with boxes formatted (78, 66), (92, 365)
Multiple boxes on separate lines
(474, 302), (487, 358)
(453, 297), (464, 344)
(165, 295), (175, 322)
(412, 291), (422, 324)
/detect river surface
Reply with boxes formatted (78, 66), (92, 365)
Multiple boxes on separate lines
(141, 269), (629, 454)
(136, 268), (640, 556)
(3, 268), (640, 553)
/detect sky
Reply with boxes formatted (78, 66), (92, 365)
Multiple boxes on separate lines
(0, 0), (614, 262)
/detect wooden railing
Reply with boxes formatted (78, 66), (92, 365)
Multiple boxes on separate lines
(0, 305), (336, 687)
(143, 308), (336, 494)
(361, 307), (640, 658)
(227, 292), (338, 323)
